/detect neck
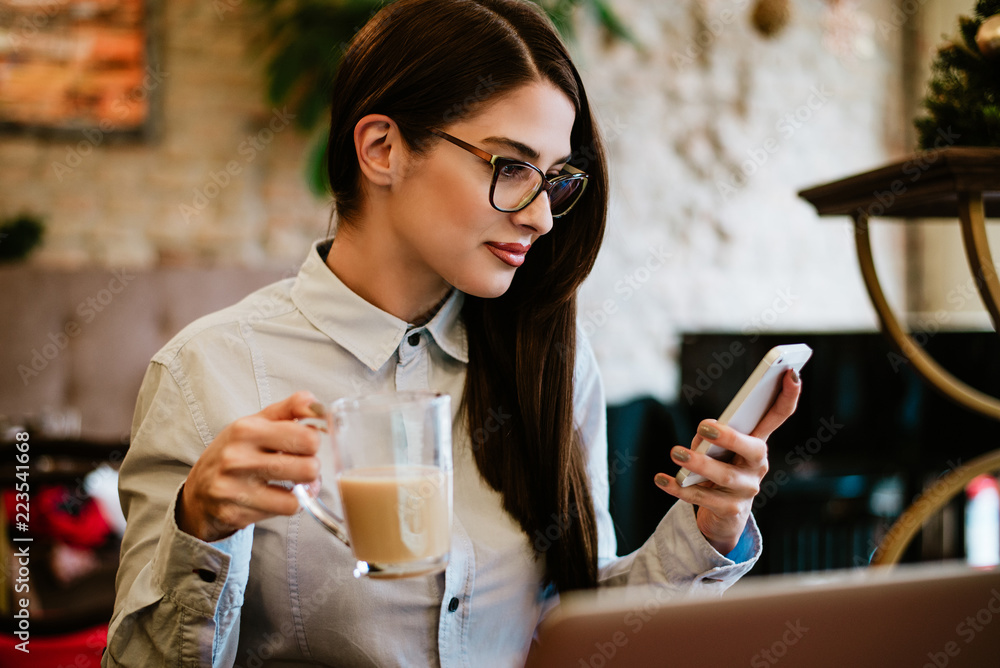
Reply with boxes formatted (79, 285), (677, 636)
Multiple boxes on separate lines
(325, 217), (451, 325)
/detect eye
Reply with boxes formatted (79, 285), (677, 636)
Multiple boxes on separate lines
(497, 163), (534, 181)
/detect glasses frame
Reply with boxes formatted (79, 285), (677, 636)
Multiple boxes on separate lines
(428, 129), (588, 218)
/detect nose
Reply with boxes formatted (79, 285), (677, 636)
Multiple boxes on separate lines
(509, 191), (554, 237)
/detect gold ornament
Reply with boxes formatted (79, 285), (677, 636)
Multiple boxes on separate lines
(976, 14), (1000, 57)
(752, 0), (792, 38)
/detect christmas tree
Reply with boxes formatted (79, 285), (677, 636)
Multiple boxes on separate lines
(915, 0), (1000, 149)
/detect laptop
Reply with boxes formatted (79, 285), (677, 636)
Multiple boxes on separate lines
(525, 562), (1000, 668)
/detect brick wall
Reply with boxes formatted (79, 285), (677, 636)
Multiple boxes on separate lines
(572, 0), (907, 401)
(0, 0), (908, 402)
(0, 0), (328, 270)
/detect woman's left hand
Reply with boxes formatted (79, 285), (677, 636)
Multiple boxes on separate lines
(654, 369), (802, 555)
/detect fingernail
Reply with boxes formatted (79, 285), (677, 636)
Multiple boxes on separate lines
(791, 369), (800, 384)
(654, 473), (670, 489)
(671, 446), (690, 462)
(698, 423), (720, 440)
(309, 402), (327, 417)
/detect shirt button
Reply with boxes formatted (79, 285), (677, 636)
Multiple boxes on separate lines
(407, 332), (421, 346)
(195, 569), (217, 583)
(447, 596), (460, 612)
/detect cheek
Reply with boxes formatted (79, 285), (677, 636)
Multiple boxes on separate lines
(411, 164), (493, 240)
(435, 184), (480, 227)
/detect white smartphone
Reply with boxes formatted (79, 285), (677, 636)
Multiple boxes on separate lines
(676, 343), (813, 487)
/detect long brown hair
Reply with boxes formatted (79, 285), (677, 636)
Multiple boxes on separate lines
(326, 0), (609, 591)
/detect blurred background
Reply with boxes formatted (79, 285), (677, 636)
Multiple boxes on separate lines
(0, 0), (998, 658)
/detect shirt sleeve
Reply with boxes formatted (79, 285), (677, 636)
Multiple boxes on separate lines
(572, 331), (762, 597)
(103, 361), (253, 668)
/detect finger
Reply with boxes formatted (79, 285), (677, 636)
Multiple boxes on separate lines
(251, 449), (321, 484)
(654, 472), (730, 509)
(653, 473), (750, 552)
(693, 420), (768, 467)
(230, 417), (321, 457)
(669, 445), (761, 492)
(751, 370), (802, 440)
(206, 485), (302, 533)
(234, 483), (303, 518)
(258, 391), (321, 422)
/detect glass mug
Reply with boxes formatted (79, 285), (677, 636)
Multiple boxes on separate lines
(293, 391), (453, 579)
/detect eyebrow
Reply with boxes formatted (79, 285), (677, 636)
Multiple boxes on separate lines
(480, 135), (572, 166)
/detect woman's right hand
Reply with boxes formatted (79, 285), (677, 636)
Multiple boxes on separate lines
(177, 391), (323, 542)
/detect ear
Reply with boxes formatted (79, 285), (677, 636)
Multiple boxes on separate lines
(353, 114), (406, 188)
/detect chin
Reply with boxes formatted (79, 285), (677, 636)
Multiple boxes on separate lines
(451, 271), (515, 299)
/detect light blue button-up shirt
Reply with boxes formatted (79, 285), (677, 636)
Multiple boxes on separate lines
(104, 239), (760, 668)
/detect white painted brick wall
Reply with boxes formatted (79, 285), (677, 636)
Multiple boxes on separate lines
(0, 0), (328, 271)
(572, 0), (908, 402)
(0, 0), (908, 402)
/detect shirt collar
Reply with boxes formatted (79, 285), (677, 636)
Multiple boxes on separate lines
(424, 287), (467, 363)
(290, 239), (468, 371)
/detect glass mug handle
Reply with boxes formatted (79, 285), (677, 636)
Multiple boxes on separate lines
(292, 417), (351, 547)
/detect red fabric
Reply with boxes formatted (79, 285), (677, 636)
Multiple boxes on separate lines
(0, 624), (106, 668)
(3, 485), (111, 548)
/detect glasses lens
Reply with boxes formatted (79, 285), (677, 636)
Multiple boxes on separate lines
(549, 177), (586, 216)
(492, 163), (543, 211)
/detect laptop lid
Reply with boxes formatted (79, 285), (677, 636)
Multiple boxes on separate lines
(525, 563), (1000, 668)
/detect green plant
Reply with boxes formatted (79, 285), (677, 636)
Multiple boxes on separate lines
(248, 0), (636, 195)
(914, 0), (1000, 149)
(0, 213), (44, 263)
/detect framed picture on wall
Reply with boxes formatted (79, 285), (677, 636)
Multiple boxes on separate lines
(0, 0), (161, 141)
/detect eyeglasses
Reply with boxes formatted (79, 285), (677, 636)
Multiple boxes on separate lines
(428, 129), (588, 218)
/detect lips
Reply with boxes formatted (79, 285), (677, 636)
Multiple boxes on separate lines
(485, 242), (531, 268)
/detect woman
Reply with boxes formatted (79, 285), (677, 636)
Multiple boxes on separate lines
(104, 0), (801, 666)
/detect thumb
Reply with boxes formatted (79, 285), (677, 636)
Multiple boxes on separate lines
(258, 391), (322, 422)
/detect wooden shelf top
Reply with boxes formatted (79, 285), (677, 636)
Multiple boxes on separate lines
(798, 147), (1000, 219)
